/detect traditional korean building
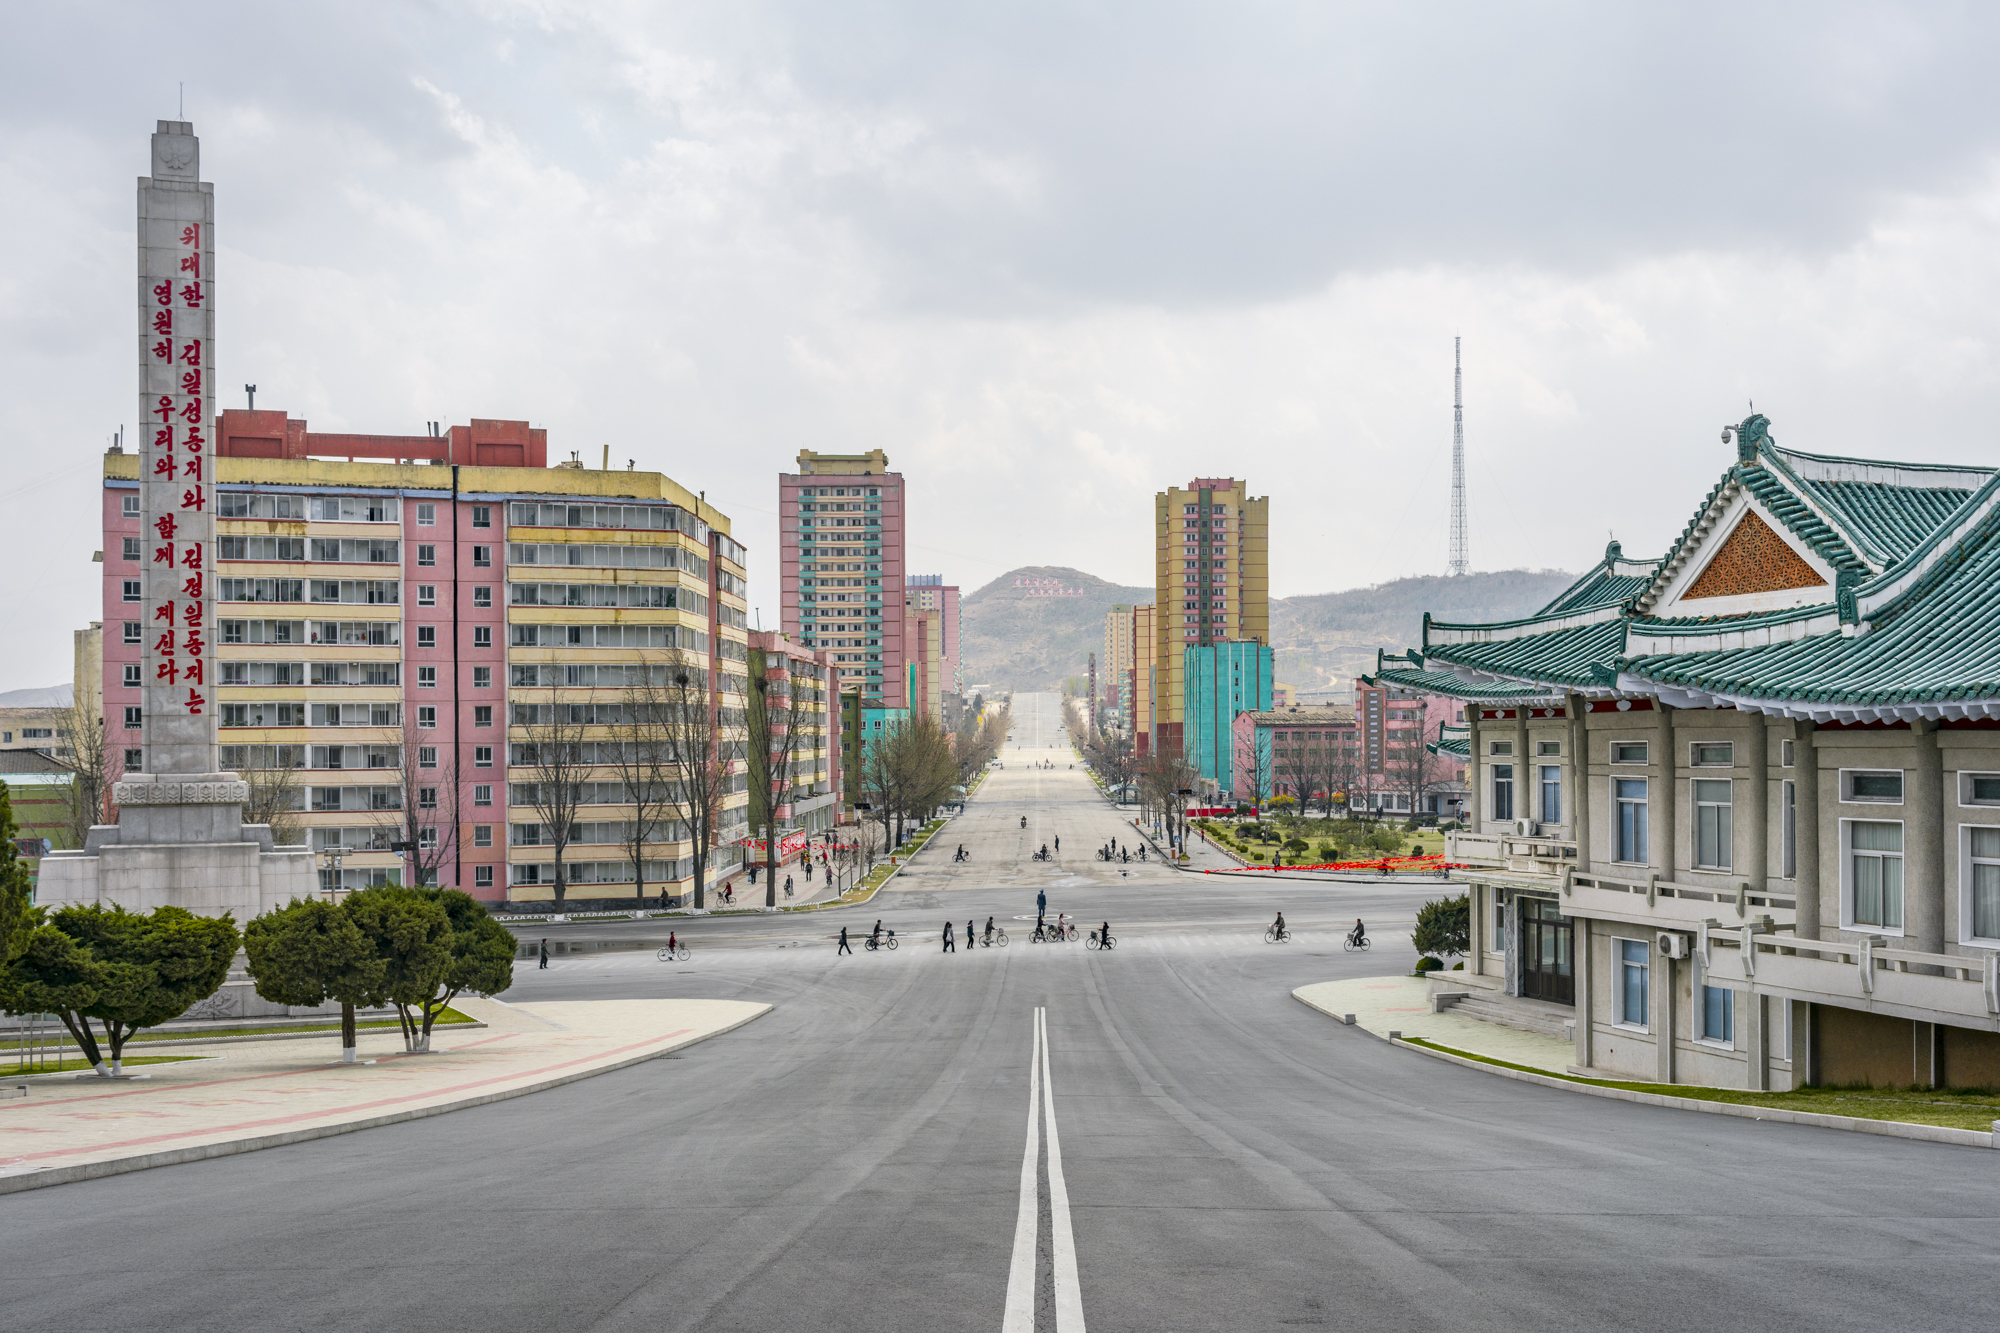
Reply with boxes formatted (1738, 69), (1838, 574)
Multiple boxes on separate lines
(1369, 415), (2000, 1090)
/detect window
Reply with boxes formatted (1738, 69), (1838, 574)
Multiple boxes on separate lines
(1490, 764), (1514, 822)
(122, 494), (140, 517)
(474, 705), (493, 727)
(417, 666), (436, 688)
(473, 545), (492, 567)
(1701, 986), (1734, 1044)
(473, 586), (492, 608)
(471, 505), (491, 528)
(124, 748), (143, 770)
(417, 585), (437, 607)
(474, 746), (494, 768)
(414, 787), (436, 811)
(1536, 740), (1561, 757)
(123, 706), (143, 729)
(122, 579), (142, 602)
(122, 663), (141, 687)
(1844, 770), (1903, 803)
(417, 544), (436, 567)
(416, 627), (435, 649)
(418, 827), (438, 851)
(1611, 741), (1648, 764)
(1491, 894), (1507, 951)
(1694, 779), (1732, 870)
(474, 825), (493, 848)
(472, 666), (491, 689)
(122, 536), (141, 561)
(1617, 939), (1649, 1028)
(416, 503), (436, 526)
(418, 706), (437, 729)
(1959, 773), (2000, 806)
(1615, 778), (1649, 863)
(472, 626), (492, 649)
(474, 784), (493, 806)
(1849, 820), (1904, 930)
(1970, 827), (2000, 941)
(474, 866), (494, 889)
(419, 746), (438, 769)
(124, 622), (141, 644)
(1488, 740), (1514, 757)
(1781, 739), (1795, 768)
(1692, 742), (1733, 767)
(1539, 765), (1562, 825)
(1781, 779), (1797, 879)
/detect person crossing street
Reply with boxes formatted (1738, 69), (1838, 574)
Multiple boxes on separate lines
(943, 920), (955, 953)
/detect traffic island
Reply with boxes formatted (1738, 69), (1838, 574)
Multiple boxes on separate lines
(0, 996), (770, 1194)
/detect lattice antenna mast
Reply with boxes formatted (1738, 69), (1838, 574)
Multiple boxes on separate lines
(1448, 336), (1469, 577)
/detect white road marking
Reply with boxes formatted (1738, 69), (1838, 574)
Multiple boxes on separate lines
(1039, 1006), (1086, 1333)
(1002, 1008), (1042, 1332)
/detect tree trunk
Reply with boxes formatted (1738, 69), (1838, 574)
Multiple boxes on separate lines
(765, 818), (777, 908)
(341, 1000), (358, 1064)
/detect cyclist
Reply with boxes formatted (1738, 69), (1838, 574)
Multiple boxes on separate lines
(1033, 914), (1047, 942)
(1272, 912), (1287, 941)
(1139, 845), (1147, 862)
(1349, 918), (1366, 947)
(1057, 912), (1070, 940)
(668, 930), (678, 955)
(984, 916), (996, 946)
(1095, 921), (1111, 949)
(871, 919), (884, 947)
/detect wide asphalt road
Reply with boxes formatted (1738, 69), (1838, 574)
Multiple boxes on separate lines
(5, 693), (1997, 1331)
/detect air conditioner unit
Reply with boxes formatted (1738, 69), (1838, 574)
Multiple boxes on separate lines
(1515, 819), (1532, 837)
(1657, 931), (1690, 959)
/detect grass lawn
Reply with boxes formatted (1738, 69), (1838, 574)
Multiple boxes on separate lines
(0, 1006), (479, 1054)
(1404, 1038), (2000, 1132)
(4, 1054), (215, 1076)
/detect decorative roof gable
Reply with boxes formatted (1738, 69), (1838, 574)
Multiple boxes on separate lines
(1680, 509), (1828, 600)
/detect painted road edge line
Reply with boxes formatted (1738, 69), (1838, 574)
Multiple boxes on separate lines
(1001, 1007), (1042, 1332)
(1290, 988), (1997, 1150)
(0, 1004), (775, 1196)
(1040, 1006), (1087, 1333)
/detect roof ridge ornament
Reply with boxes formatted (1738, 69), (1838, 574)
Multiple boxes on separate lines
(1725, 413), (1772, 467)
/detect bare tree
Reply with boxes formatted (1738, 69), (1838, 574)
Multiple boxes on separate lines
(1382, 720), (1442, 823)
(1141, 748), (1200, 855)
(1234, 725), (1272, 814)
(241, 746), (306, 848)
(53, 696), (121, 849)
(610, 656), (680, 908)
(1274, 732), (1318, 817)
(656, 648), (732, 910)
(373, 721), (460, 888)
(518, 686), (592, 909)
(1308, 744), (1356, 823)
(748, 647), (812, 908)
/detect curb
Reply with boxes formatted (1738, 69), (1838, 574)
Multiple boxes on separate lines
(1291, 989), (1999, 1150)
(0, 1005), (774, 1196)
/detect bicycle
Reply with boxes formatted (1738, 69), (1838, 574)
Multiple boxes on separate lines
(981, 928), (1009, 948)
(1264, 925), (1291, 944)
(1086, 931), (1117, 951)
(1341, 933), (1371, 952)
(865, 931), (899, 951)
(656, 944), (691, 962)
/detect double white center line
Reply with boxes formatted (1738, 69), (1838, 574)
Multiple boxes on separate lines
(1004, 1006), (1085, 1332)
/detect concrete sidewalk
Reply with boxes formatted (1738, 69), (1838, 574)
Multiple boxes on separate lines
(1292, 975), (1574, 1073)
(0, 995), (769, 1194)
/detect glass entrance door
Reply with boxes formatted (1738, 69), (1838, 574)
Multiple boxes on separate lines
(1518, 897), (1574, 1005)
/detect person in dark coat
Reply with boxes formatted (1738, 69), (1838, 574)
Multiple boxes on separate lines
(838, 927), (852, 955)
(967, 920), (975, 955)
(538, 938), (548, 969)
(943, 920), (955, 953)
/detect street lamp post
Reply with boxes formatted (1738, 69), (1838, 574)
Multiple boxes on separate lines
(320, 845), (345, 900)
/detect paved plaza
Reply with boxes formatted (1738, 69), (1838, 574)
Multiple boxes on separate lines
(2, 694), (1995, 1332)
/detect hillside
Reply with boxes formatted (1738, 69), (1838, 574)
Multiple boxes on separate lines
(958, 566), (1152, 693)
(959, 566), (1576, 693)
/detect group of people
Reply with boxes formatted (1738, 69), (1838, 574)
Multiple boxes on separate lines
(1096, 835), (1141, 864)
(936, 916), (1011, 951)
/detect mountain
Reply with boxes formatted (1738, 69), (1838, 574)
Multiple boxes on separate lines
(958, 566), (1152, 693)
(1269, 570), (1578, 692)
(958, 566), (1577, 694)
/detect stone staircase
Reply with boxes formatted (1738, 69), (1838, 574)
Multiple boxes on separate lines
(1436, 991), (1573, 1039)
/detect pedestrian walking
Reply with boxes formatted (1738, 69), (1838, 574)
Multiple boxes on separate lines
(1055, 835), (1061, 853)
(538, 938), (548, 969)
(785, 874), (794, 898)
(749, 864), (760, 885)
(967, 920), (975, 954)
(838, 926), (852, 955)
(943, 921), (956, 953)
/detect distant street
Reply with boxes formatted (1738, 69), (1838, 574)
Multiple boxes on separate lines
(3, 693), (1995, 1332)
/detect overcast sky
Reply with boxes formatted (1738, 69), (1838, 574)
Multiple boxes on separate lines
(7, 2), (2000, 689)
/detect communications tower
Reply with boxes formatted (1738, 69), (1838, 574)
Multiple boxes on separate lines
(1448, 337), (1469, 577)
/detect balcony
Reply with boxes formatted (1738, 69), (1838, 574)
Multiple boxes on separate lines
(1699, 930), (2000, 1030)
(1566, 869), (1796, 931)
(1447, 829), (1576, 881)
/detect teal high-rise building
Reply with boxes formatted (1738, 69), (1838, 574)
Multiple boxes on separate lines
(1183, 643), (1274, 795)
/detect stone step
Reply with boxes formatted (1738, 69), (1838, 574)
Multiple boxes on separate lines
(1444, 994), (1572, 1039)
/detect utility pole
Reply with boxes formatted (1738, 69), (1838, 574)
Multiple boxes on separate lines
(1449, 337), (1469, 577)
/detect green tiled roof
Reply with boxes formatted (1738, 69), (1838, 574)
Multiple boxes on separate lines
(1536, 540), (1661, 617)
(1363, 668), (1557, 702)
(1732, 465), (1869, 573)
(1628, 486), (2000, 708)
(1425, 617), (1628, 689)
(1800, 480), (1974, 566)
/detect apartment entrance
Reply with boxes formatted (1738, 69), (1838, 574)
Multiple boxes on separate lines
(1518, 896), (1574, 1005)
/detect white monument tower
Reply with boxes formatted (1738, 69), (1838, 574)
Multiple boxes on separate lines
(39, 122), (313, 919)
